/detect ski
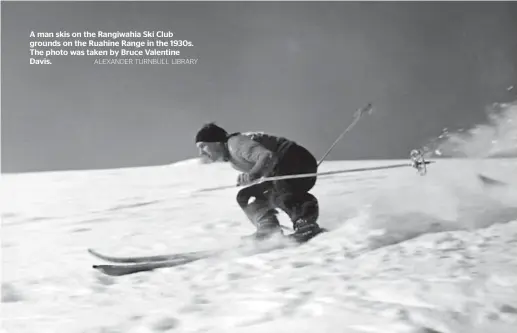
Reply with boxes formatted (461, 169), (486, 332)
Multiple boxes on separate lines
(90, 229), (328, 276)
(88, 248), (218, 264)
(91, 245), (279, 276)
(88, 228), (324, 264)
(93, 257), (204, 276)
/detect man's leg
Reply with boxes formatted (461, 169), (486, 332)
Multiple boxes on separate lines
(270, 191), (319, 225)
(270, 143), (323, 242)
(236, 184), (282, 240)
(270, 190), (323, 242)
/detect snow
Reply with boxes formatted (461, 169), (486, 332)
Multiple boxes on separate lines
(3, 157), (516, 333)
(2, 103), (517, 333)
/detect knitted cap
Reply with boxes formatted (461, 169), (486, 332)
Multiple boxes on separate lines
(195, 123), (228, 143)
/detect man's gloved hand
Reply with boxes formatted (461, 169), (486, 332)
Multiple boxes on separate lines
(237, 172), (260, 186)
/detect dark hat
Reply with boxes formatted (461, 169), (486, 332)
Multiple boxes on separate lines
(195, 123), (228, 143)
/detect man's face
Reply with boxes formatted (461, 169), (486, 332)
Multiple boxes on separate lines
(196, 141), (225, 162)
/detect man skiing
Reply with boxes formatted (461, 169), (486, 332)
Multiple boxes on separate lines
(195, 122), (324, 243)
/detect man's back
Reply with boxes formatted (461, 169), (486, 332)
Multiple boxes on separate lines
(240, 132), (293, 155)
(225, 132), (294, 173)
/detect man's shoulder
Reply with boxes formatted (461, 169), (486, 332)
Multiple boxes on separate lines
(227, 133), (255, 150)
(229, 131), (293, 145)
(241, 131), (282, 141)
(227, 131), (267, 143)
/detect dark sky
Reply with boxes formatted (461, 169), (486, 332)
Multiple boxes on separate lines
(2, 1), (516, 173)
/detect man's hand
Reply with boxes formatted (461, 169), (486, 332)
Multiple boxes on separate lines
(237, 172), (260, 186)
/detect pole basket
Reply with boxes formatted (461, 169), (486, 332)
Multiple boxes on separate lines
(410, 149), (430, 176)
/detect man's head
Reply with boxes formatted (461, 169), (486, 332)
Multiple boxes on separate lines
(195, 123), (228, 162)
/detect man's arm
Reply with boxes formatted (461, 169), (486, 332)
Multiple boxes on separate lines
(228, 135), (278, 177)
(248, 148), (277, 177)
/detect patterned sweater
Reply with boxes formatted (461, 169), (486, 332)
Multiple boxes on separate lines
(225, 132), (294, 176)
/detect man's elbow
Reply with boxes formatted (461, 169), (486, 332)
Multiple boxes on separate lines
(258, 151), (278, 175)
(262, 151), (274, 161)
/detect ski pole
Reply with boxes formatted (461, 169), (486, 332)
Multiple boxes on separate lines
(198, 157), (433, 193)
(317, 103), (373, 166)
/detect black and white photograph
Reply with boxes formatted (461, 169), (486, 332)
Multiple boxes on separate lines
(2, 1), (517, 332)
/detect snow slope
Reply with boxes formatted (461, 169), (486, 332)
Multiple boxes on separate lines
(2, 102), (517, 333)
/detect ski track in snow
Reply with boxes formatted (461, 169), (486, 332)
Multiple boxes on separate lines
(2, 158), (517, 333)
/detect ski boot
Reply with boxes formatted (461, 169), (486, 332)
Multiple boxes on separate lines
(288, 218), (325, 243)
(242, 215), (284, 242)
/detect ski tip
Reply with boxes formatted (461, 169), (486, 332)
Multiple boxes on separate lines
(92, 265), (112, 274)
(88, 248), (104, 259)
(88, 248), (105, 258)
(478, 174), (507, 187)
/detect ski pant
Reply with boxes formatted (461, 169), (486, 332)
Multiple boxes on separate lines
(236, 143), (319, 228)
